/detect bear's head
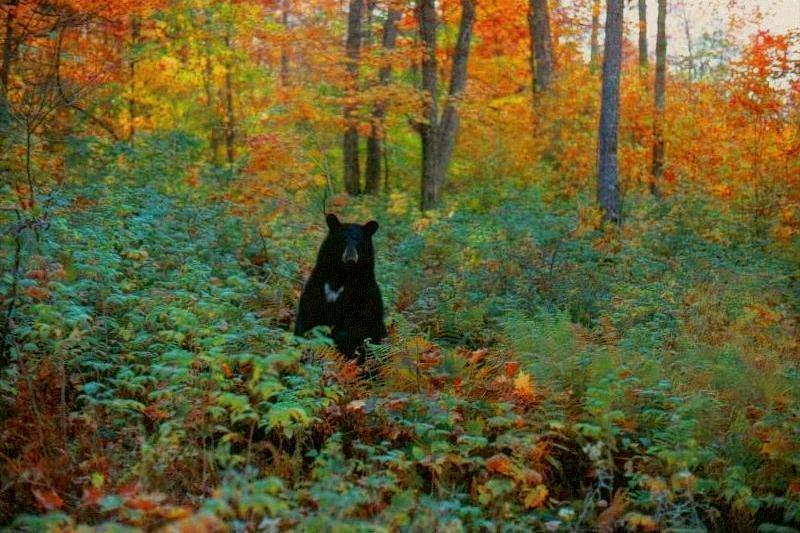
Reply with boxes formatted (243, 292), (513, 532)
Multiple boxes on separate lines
(317, 213), (379, 274)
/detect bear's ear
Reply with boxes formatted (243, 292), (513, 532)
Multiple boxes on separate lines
(326, 213), (341, 230)
(364, 220), (379, 236)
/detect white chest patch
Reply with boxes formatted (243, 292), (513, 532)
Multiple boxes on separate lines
(324, 283), (344, 303)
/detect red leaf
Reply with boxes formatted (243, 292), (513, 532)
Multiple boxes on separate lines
(504, 361), (519, 378)
(82, 485), (103, 506)
(126, 496), (158, 511)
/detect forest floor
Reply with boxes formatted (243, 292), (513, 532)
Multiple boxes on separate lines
(1, 167), (799, 530)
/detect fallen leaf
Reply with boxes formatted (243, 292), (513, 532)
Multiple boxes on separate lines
(486, 453), (513, 475)
(126, 496), (158, 511)
(521, 467), (544, 485)
(33, 489), (63, 510)
(117, 483), (140, 497)
(513, 371), (535, 400)
(524, 484), (549, 509)
(597, 490), (628, 532)
(624, 512), (659, 531)
(504, 361), (519, 377)
(156, 505), (193, 519)
(385, 398), (407, 411)
(346, 399), (366, 412)
(337, 360), (361, 382)
(468, 348), (488, 364)
(25, 286), (51, 301)
(82, 485), (103, 507)
(26, 270), (47, 281)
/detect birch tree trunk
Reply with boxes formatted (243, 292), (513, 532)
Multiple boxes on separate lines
(597, 0), (623, 223)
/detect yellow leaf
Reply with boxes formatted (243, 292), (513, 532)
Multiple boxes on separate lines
(624, 512), (659, 531)
(514, 371), (535, 400)
(524, 484), (549, 509)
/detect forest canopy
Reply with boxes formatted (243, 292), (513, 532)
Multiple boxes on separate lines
(1, 0), (799, 530)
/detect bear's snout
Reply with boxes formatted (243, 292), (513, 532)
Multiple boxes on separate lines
(342, 244), (359, 264)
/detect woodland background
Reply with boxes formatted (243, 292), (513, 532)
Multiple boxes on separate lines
(1, 0), (799, 530)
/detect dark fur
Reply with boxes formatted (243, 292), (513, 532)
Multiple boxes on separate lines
(294, 214), (386, 361)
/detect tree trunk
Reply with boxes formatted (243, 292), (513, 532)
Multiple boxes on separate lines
(638, 0), (648, 71)
(418, 0), (439, 209)
(223, 30), (235, 169)
(280, 0), (290, 85)
(202, 38), (221, 165)
(343, 0), (364, 195)
(589, 0), (600, 72)
(437, 0), (475, 178)
(681, 4), (694, 88)
(365, 7), (400, 194)
(1, 1), (19, 182)
(651, 0), (667, 197)
(364, 0), (374, 44)
(418, 0), (475, 211)
(1, 0), (18, 100)
(128, 15), (140, 144)
(597, 0), (623, 224)
(529, 0), (554, 93)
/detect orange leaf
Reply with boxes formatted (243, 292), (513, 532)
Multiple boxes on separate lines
(597, 490), (628, 532)
(337, 360), (361, 382)
(25, 286), (51, 301)
(143, 404), (170, 421)
(330, 195), (349, 208)
(126, 496), (158, 511)
(417, 350), (440, 369)
(82, 485), (103, 507)
(504, 361), (519, 378)
(26, 270), (47, 281)
(468, 348), (488, 364)
(624, 512), (659, 531)
(523, 484), (549, 509)
(118, 483), (140, 497)
(156, 505), (193, 519)
(485, 453), (513, 475)
(33, 489), (63, 510)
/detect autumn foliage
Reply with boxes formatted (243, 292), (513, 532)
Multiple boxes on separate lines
(1, 0), (799, 530)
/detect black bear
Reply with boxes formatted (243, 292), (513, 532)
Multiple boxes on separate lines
(294, 213), (387, 362)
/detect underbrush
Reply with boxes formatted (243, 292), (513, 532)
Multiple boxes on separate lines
(1, 151), (798, 530)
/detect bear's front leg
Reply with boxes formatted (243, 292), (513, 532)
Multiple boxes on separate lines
(332, 327), (359, 358)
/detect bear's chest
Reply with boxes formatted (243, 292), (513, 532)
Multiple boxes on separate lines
(324, 283), (344, 304)
(322, 282), (360, 320)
